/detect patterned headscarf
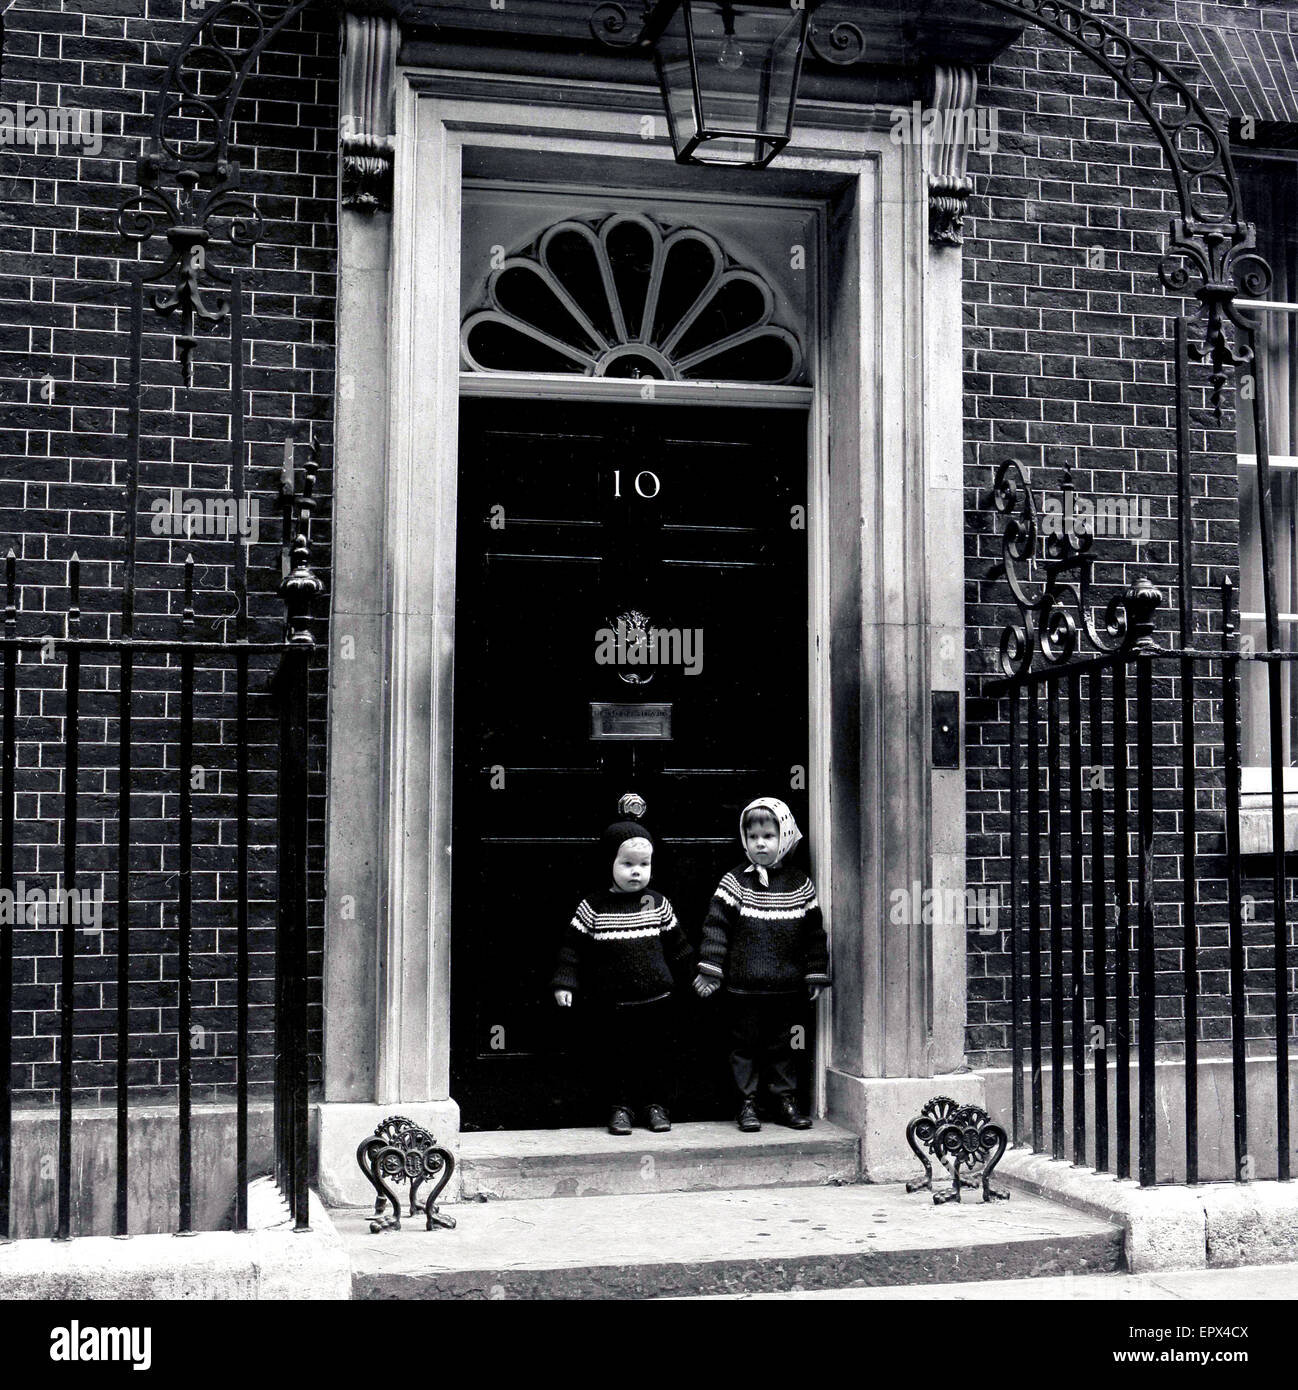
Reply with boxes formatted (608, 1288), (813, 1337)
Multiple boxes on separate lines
(739, 797), (803, 887)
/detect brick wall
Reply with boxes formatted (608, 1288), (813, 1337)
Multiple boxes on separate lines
(962, 0), (1295, 1072)
(0, 0), (337, 1104)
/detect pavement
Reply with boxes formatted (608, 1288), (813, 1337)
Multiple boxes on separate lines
(686, 1263), (1298, 1299)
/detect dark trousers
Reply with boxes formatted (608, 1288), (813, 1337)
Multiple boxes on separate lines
(588, 996), (674, 1112)
(727, 991), (801, 1102)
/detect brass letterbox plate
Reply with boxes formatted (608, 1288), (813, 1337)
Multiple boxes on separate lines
(589, 702), (673, 741)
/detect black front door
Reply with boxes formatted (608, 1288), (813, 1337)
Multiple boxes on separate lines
(451, 397), (810, 1130)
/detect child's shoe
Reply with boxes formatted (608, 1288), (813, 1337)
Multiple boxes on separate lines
(608, 1105), (634, 1135)
(737, 1098), (761, 1132)
(773, 1096), (812, 1130)
(644, 1104), (671, 1133)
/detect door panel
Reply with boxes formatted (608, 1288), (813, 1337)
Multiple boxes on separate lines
(452, 398), (811, 1130)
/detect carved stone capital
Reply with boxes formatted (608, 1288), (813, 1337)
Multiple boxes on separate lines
(925, 64), (979, 248)
(341, 11), (399, 213)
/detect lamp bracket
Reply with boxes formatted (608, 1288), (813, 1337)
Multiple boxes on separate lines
(589, 1), (654, 48)
(806, 17), (866, 66)
(591, 1), (833, 53)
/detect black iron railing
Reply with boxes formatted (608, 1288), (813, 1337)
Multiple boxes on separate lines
(0, 0), (332, 1242)
(0, 462), (317, 1242)
(989, 456), (1294, 1188)
(272, 457), (322, 1235)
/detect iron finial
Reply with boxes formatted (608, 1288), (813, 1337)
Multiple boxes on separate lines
(183, 553), (195, 630)
(1124, 575), (1163, 654)
(67, 553), (80, 639)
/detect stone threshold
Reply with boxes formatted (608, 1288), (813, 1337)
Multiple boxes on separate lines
(342, 1181), (1124, 1299)
(458, 1119), (861, 1200)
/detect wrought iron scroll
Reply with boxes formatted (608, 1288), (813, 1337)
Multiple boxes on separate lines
(356, 1116), (457, 1233)
(804, 14), (865, 67)
(906, 1096), (1009, 1205)
(116, 0), (317, 386)
(589, 1), (650, 48)
(988, 461), (1144, 679)
(590, 0), (856, 62)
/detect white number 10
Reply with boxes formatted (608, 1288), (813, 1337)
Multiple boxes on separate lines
(612, 470), (661, 499)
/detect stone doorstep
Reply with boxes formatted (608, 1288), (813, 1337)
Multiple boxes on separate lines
(457, 1119), (861, 1201)
(0, 1180), (350, 1301)
(342, 1182), (1125, 1300)
(998, 1148), (1298, 1275)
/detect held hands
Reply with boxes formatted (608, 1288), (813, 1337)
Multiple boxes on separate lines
(693, 975), (720, 999)
(554, 989), (573, 1008)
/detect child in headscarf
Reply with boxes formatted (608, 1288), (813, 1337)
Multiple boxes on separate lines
(553, 801), (693, 1135)
(694, 797), (830, 1131)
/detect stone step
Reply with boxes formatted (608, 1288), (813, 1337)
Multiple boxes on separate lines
(456, 1120), (860, 1200)
(343, 1183), (1125, 1300)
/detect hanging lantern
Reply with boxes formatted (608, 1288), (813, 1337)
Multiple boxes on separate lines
(642, 1), (815, 169)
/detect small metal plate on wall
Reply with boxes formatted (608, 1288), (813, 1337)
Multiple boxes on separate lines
(932, 691), (960, 769)
(590, 702), (673, 741)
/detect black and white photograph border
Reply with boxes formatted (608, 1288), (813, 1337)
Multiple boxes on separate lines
(0, 0), (1294, 1350)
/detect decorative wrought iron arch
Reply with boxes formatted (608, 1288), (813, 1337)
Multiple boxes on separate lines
(909, 0), (1283, 679)
(117, 0), (319, 388)
(968, 0), (1270, 413)
(808, 0), (1271, 415)
(113, 0), (326, 639)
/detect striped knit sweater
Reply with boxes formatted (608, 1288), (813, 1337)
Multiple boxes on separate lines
(552, 888), (693, 1006)
(697, 864), (830, 995)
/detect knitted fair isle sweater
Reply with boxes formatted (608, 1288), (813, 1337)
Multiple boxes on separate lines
(697, 864), (830, 995)
(552, 888), (693, 1006)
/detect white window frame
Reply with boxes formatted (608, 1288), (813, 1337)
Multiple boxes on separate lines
(1236, 297), (1298, 829)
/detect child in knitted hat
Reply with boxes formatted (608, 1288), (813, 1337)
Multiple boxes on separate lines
(553, 799), (693, 1135)
(694, 797), (830, 1131)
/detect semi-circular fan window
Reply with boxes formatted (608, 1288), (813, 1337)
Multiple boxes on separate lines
(460, 211), (805, 385)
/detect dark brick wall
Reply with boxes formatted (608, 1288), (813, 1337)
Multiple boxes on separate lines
(0, 0), (337, 1104)
(962, 0), (1296, 1073)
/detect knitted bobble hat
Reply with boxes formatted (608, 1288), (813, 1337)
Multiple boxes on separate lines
(597, 793), (655, 884)
(602, 818), (654, 866)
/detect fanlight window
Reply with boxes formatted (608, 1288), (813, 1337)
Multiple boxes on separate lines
(461, 212), (805, 384)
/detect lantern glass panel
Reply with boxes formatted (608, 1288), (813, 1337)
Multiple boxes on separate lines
(654, 2), (806, 168)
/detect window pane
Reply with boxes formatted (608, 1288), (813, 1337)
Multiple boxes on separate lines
(1236, 157), (1298, 457)
(1239, 617), (1298, 771)
(1235, 155), (1298, 770)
